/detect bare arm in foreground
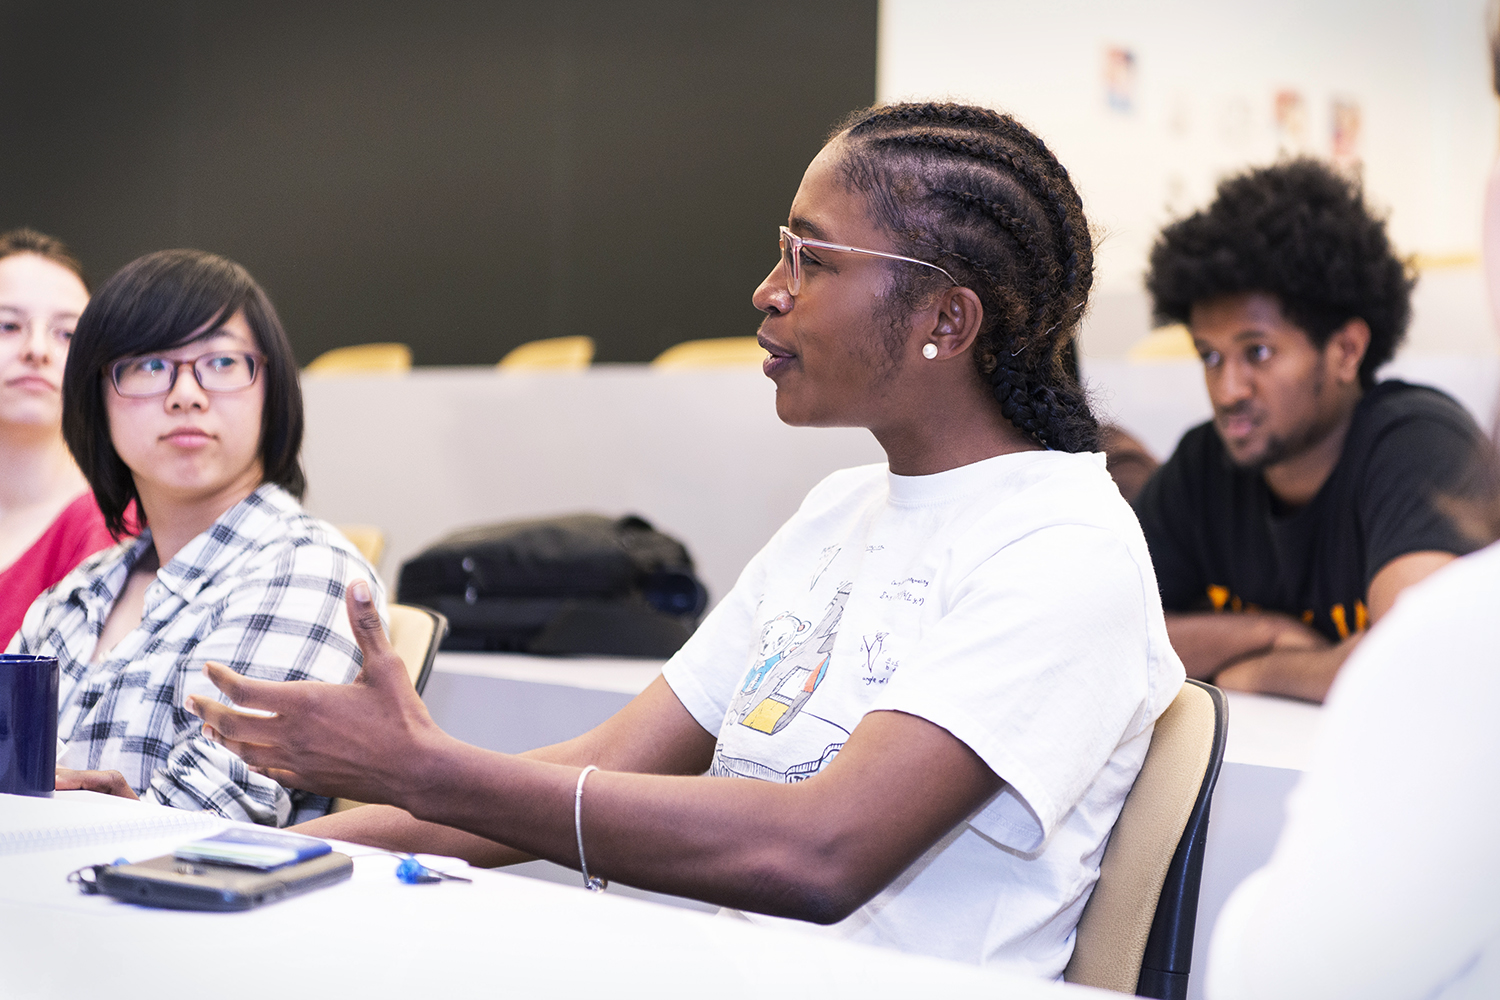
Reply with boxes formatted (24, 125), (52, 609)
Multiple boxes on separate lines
(191, 582), (1002, 923)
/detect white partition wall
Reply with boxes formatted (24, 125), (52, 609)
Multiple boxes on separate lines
(300, 359), (1497, 605)
(300, 367), (884, 601)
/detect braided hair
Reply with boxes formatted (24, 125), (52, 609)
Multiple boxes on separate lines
(833, 103), (1099, 452)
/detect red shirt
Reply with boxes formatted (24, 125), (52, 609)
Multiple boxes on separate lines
(0, 492), (121, 649)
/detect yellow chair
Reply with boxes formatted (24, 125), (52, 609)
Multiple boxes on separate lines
(304, 343), (412, 374)
(1126, 324), (1197, 362)
(1064, 679), (1227, 998)
(651, 337), (766, 368)
(330, 603), (449, 814)
(497, 335), (595, 370)
(336, 524), (385, 569)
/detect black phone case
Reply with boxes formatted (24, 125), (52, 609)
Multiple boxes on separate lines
(95, 851), (353, 911)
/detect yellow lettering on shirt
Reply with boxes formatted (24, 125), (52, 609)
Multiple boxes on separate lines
(1331, 603), (1350, 640)
(1301, 609), (1315, 625)
(1355, 600), (1368, 633)
(1207, 585), (1229, 611)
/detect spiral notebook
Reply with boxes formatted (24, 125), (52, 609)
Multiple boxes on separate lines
(0, 792), (226, 856)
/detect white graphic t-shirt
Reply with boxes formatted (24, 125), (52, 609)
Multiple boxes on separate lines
(662, 450), (1184, 979)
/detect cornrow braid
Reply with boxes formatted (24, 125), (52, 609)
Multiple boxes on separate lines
(833, 102), (1099, 451)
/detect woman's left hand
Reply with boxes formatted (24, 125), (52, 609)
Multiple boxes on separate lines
(55, 767), (139, 800)
(186, 579), (441, 806)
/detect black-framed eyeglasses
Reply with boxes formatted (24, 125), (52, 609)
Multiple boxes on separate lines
(108, 350), (266, 398)
(778, 225), (957, 296)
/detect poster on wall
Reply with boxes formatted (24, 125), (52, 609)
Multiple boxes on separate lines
(1104, 46), (1137, 113)
(1331, 96), (1363, 173)
(1274, 89), (1309, 156)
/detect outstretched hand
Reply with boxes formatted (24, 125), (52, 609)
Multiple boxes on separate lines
(187, 579), (440, 805)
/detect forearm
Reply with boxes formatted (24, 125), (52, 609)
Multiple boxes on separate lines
(1214, 636), (1360, 704)
(293, 804), (532, 867)
(293, 676), (721, 866)
(1164, 612), (1295, 679)
(377, 710), (997, 923)
(397, 735), (862, 920)
(292, 732), (651, 868)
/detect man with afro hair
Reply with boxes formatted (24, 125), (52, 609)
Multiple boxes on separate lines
(1134, 158), (1484, 703)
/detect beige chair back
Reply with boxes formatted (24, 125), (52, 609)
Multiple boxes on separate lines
(497, 335), (595, 370)
(329, 603), (448, 814)
(1064, 679), (1225, 995)
(651, 336), (765, 368)
(304, 343), (412, 374)
(335, 524), (385, 569)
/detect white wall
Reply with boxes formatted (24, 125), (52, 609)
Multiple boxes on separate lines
(878, 0), (1500, 356)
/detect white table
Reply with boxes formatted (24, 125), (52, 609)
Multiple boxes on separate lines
(0, 791), (1108, 1000)
(422, 654), (1324, 1000)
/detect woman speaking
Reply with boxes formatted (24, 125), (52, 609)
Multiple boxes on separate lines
(195, 104), (1184, 976)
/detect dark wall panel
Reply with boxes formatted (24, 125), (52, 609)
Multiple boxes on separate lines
(0, 1), (876, 363)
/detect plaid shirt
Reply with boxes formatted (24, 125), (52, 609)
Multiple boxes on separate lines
(10, 484), (385, 826)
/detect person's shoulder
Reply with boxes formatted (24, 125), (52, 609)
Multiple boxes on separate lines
(50, 491), (106, 532)
(28, 533), (140, 614)
(796, 462), (888, 511)
(1136, 419), (1227, 506)
(1357, 380), (1482, 437)
(61, 532), (138, 581)
(228, 486), (375, 578)
(1157, 419), (1227, 475)
(967, 450), (1150, 547)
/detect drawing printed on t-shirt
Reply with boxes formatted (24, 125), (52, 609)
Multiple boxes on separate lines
(861, 632), (897, 686)
(734, 612), (811, 702)
(712, 581), (853, 782)
(723, 579), (851, 729)
(809, 545), (840, 591)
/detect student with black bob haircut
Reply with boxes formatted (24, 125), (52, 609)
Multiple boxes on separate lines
(12, 248), (384, 826)
(60, 249), (305, 536)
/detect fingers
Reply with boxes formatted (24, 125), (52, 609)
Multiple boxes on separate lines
(344, 579), (409, 690)
(197, 716), (290, 774)
(199, 660), (291, 714)
(191, 724), (329, 797)
(190, 692), (287, 745)
(347, 578), (386, 639)
(55, 768), (139, 800)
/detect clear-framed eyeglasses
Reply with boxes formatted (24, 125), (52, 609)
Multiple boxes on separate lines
(778, 225), (956, 296)
(108, 350), (266, 398)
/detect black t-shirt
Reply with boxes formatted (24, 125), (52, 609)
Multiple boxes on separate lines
(1133, 380), (1484, 642)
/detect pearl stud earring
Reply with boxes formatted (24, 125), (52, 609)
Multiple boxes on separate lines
(922, 343), (938, 359)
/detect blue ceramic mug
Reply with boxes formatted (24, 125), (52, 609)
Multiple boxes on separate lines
(0, 654), (59, 797)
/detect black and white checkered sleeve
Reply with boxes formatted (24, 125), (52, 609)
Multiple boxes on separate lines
(148, 539), (386, 825)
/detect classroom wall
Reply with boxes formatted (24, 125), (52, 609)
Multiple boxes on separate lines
(878, 0), (1500, 358)
(0, 1), (876, 365)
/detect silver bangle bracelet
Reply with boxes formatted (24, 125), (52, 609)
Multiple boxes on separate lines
(574, 765), (606, 892)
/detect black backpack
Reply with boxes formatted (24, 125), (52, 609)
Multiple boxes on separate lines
(396, 514), (708, 657)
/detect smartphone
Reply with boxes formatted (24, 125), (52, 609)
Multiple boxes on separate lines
(95, 851), (353, 911)
(174, 827), (332, 870)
